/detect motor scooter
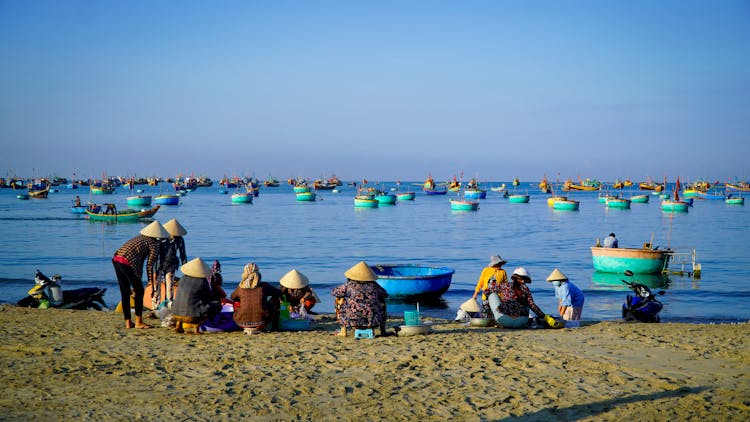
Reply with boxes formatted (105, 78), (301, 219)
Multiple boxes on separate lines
(17, 270), (107, 310)
(621, 270), (665, 323)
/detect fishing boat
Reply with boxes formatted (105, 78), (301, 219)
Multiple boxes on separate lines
(370, 264), (454, 299)
(463, 189), (487, 199)
(295, 191), (316, 202)
(630, 194), (650, 203)
(86, 205), (160, 222)
(153, 194), (180, 205)
(447, 176), (461, 192)
(396, 191), (416, 201)
(552, 199), (579, 211)
(16, 193), (30, 200)
(490, 183), (506, 192)
(606, 197), (631, 209)
(725, 195), (744, 205)
(547, 196), (567, 207)
(375, 192), (397, 205)
(126, 195), (152, 207)
(563, 178), (601, 191)
(450, 199), (479, 211)
(313, 179), (337, 190)
(70, 205), (87, 214)
(508, 194), (530, 203)
(591, 244), (670, 274)
(726, 182), (750, 192)
(27, 179), (51, 198)
(231, 192), (253, 204)
(661, 178), (690, 213)
(263, 176), (280, 187)
(90, 180), (115, 195)
(639, 179), (664, 192)
(354, 195), (378, 208)
(695, 190), (727, 200)
(292, 180), (311, 193)
(422, 175), (447, 195)
(539, 177), (552, 193)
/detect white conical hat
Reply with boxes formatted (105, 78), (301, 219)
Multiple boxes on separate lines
(344, 261), (378, 282)
(163, 218), (187, 236)
(546, 268), (568, 282)
(460, 298), (480, 313)
(280, 269), (310, 289)
(181, 257), (210, 278)
(140, 220), (169, 239)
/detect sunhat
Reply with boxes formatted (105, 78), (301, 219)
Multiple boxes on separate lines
(280, 269), (310, 289)
(511, 267), (531, 283)
(181, 257), (210, 279)
(546, 269), (568, 282)
(344, 261), (378, 282)
(488, 255), (507, 267)
(140, 220), (169, 239)
(460, 298), (481, 313)
(163, 218), (187, 237)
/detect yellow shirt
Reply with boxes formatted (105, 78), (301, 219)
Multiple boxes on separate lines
(474, 267), (508, 300)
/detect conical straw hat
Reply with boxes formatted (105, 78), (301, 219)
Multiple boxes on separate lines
(140, 220), (169, 239)
(344, 261), (378, 282)
(280, 269), (310, 289)
(546, 268), (568, 282)
(163, 218), (187, 236)
(181, 257), (210, 278)
(460, 298), (480, 313)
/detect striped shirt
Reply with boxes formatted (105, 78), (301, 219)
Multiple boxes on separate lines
(113, 235), (161, 281)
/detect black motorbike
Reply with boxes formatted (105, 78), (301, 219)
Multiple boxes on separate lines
(622, 270), (665, 323)
(17, 270), (107, 310)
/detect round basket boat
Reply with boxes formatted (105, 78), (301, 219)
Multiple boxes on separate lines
(371, 264), (454, 299)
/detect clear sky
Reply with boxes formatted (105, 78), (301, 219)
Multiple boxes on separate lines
(1, 0), (749, 182)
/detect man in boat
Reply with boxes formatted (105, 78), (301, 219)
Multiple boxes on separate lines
(74, 196), (81, 207)
(104, 203), (117, 215)
(603, 233), (618, 248)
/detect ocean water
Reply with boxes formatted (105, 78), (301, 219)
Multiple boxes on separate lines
(1, 182), (748, 323)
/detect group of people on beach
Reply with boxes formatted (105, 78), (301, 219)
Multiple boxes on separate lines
(464, 255), (585, 328)
(111, 219), (584, 335)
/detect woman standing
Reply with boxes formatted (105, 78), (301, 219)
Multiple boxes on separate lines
(331, 261), (389, 337)
(161, 219), (188, 302)
(112, 220), (169, 329)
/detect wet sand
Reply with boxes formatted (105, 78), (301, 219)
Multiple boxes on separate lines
(0, 306), (748, 421)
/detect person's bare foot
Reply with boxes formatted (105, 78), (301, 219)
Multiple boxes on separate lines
(125, 320), (135, 329)
(134, 323), (152, 329)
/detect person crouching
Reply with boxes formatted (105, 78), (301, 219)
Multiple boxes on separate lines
(171, 258), (221, 334)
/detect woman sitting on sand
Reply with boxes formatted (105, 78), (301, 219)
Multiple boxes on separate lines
(488, 267), (547, 328)
(172, 258), (222, 334)
(279, 269), (319, 315)
(331, 261), (389, 337)
(230, 263), (281, 334)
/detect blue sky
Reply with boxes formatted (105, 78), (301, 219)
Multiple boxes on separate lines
(1, 1), (749, 182)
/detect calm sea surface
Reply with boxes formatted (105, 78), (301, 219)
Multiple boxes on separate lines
(1, 182), (748, 323)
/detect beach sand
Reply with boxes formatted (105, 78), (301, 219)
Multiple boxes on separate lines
(0, 306), (748, 421)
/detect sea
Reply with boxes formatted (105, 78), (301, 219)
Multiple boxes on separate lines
(1, 182), (748, 324)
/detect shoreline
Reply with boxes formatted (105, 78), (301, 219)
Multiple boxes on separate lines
(1, 306), (748, 420)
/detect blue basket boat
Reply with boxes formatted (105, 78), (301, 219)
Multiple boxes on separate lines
(371, 264), (455, 299)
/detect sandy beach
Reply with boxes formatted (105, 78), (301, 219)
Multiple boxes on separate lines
(0, 306), (747, 421)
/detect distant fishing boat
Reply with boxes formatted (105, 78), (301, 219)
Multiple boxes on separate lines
(450, 199), (479, 211)
(396, 191), (416, 201)
(354, 196), (378, 208)
(85, 205), (160, 222)
(153, 194), (180, 205)
(606, 197), (631, 209)
(661, 178), (690, 213)
(725, 196), (744, 205)
(630, 194), (650, 204)
(552, 199), (579, 211)
(231, 192), (253, 204)
(295, 191), (316, 201)
(591, 245), (670, 274)
(422, 175), (447, 195)
(126, 195), (152, 207)
(547, 196), (567, 207)
(375, 191), (397, 205)
(508, 194), (530, 203)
